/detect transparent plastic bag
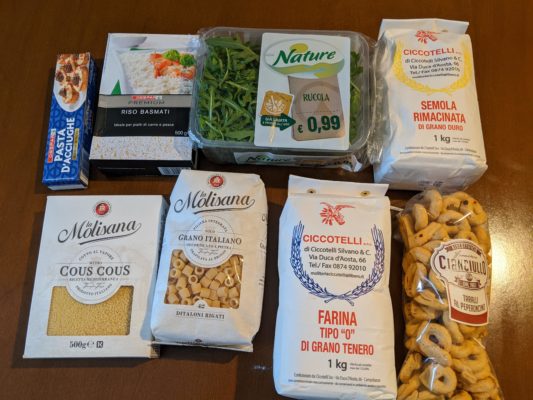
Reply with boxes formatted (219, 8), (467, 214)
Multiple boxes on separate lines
(396, 189), (503, 400)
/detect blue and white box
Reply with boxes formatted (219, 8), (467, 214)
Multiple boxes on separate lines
(43, 53), (97, 190)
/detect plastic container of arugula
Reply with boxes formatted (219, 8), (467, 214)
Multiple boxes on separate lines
(189, 27), (374, 170)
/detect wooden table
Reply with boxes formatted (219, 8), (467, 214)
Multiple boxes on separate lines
(1, 0), (531, 398)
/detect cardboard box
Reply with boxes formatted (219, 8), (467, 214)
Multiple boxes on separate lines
(24, 195), (167, 358)
(91, 34), (199, 175)
(43, 53), (97, 189)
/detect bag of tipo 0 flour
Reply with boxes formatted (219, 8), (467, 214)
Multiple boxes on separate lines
(372, 19), (487, 191)
(150, 170), (267, 351)
(274, 176), (396, 399)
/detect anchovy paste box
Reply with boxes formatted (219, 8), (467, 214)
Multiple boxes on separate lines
(43, 53), (97, 190)
(90, 34), (199, 176)
(24, 195), (167, 358)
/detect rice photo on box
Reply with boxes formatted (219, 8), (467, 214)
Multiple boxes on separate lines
(118, 50), (195, 95)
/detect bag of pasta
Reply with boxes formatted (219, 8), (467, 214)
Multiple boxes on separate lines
(397, 189), (503, 400)
(150, 170), (268, 351)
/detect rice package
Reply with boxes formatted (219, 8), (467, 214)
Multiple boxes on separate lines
(372, 19), (487, 191)
(150, 170), (267, 351)
(274, 176), (396, 399)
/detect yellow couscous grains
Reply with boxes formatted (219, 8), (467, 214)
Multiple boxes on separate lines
(47, 286), (133, 336)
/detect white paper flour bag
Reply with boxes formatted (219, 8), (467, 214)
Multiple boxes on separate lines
(150, 170), (268, 351)
(273, 176), (396, 399)
(372, 19), (487, 191)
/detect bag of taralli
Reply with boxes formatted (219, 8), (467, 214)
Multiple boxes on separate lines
(371, 19), (487, 191)
(397, 189), (503, 400)
(273, 175), (396, 399)
(150, 170), (268, 352)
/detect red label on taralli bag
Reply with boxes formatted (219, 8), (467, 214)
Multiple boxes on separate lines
(430, 239), (489, 326)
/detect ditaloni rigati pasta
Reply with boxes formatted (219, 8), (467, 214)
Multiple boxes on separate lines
(150, 170), (267, 351)
(24, 195), (167, 358)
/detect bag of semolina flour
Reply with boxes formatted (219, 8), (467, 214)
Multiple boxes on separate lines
(371, 19), (487, 191)
(273, 175), (396, 399)
(150, 170), (267, 352)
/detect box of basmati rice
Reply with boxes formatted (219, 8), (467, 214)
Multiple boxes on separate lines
(90, 34), (199, 176)
(24, 195), (167, 358)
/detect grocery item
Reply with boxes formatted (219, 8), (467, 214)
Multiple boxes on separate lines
(372, 19), (487, 190)
(151, 170), (267, 351)
(397, 189), (503, 399)
(189, 27), (372, 170)
(90, 34), (199, 176)
(254, 33), (351, 151)
(43, 53), (97, 190)
(24, 196), (167, 358)
(274, 176), (396, 399)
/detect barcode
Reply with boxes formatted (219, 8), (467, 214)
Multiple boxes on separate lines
(158, 167), (188, 176)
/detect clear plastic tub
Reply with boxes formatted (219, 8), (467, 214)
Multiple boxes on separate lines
(189, 27), (374, 171)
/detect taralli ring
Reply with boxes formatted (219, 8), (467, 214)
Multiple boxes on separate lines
(428, 270), (446, 294)
(450, 339), (483, 359)
(420, 189), (443, 220)
(417, 322), (452, 366)
(404, 262), (427, 298)
(418, 391), (446, 400)
(413, 223), (442, 247)
(441, 195), (461, 212)
(459, 198), (488, 226)
(405, 320), (421, 337)
(463, 376), (497, 394)
(409, 246), (432, 266)
(453, 349), (489, 374)
(399, 214), (417, 249)
(413, 203), (429, 231)
(399, 352), (423, 383)
(397, 374), (420, 400)
(451, 391), (473, 400)
(408, 301), (441, 321)
(420, 363), (457, 395)
(414, 289), (448, 310)
(442, 312), (464, 344)
(437, 210), (471, 235)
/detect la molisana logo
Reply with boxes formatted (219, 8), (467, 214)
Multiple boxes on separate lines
(94, 201), (111, 217)
(320, 202), (354, 225)
(208, 174), (225, 189)
(415, 30), (439, 44)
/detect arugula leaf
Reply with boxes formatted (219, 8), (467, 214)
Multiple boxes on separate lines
(197, 36), (260, 142)
(349, 51), (363, 144)
(197, 35), (363, 145)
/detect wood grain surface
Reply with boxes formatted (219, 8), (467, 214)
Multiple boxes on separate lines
(0, 0), (531, 399)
